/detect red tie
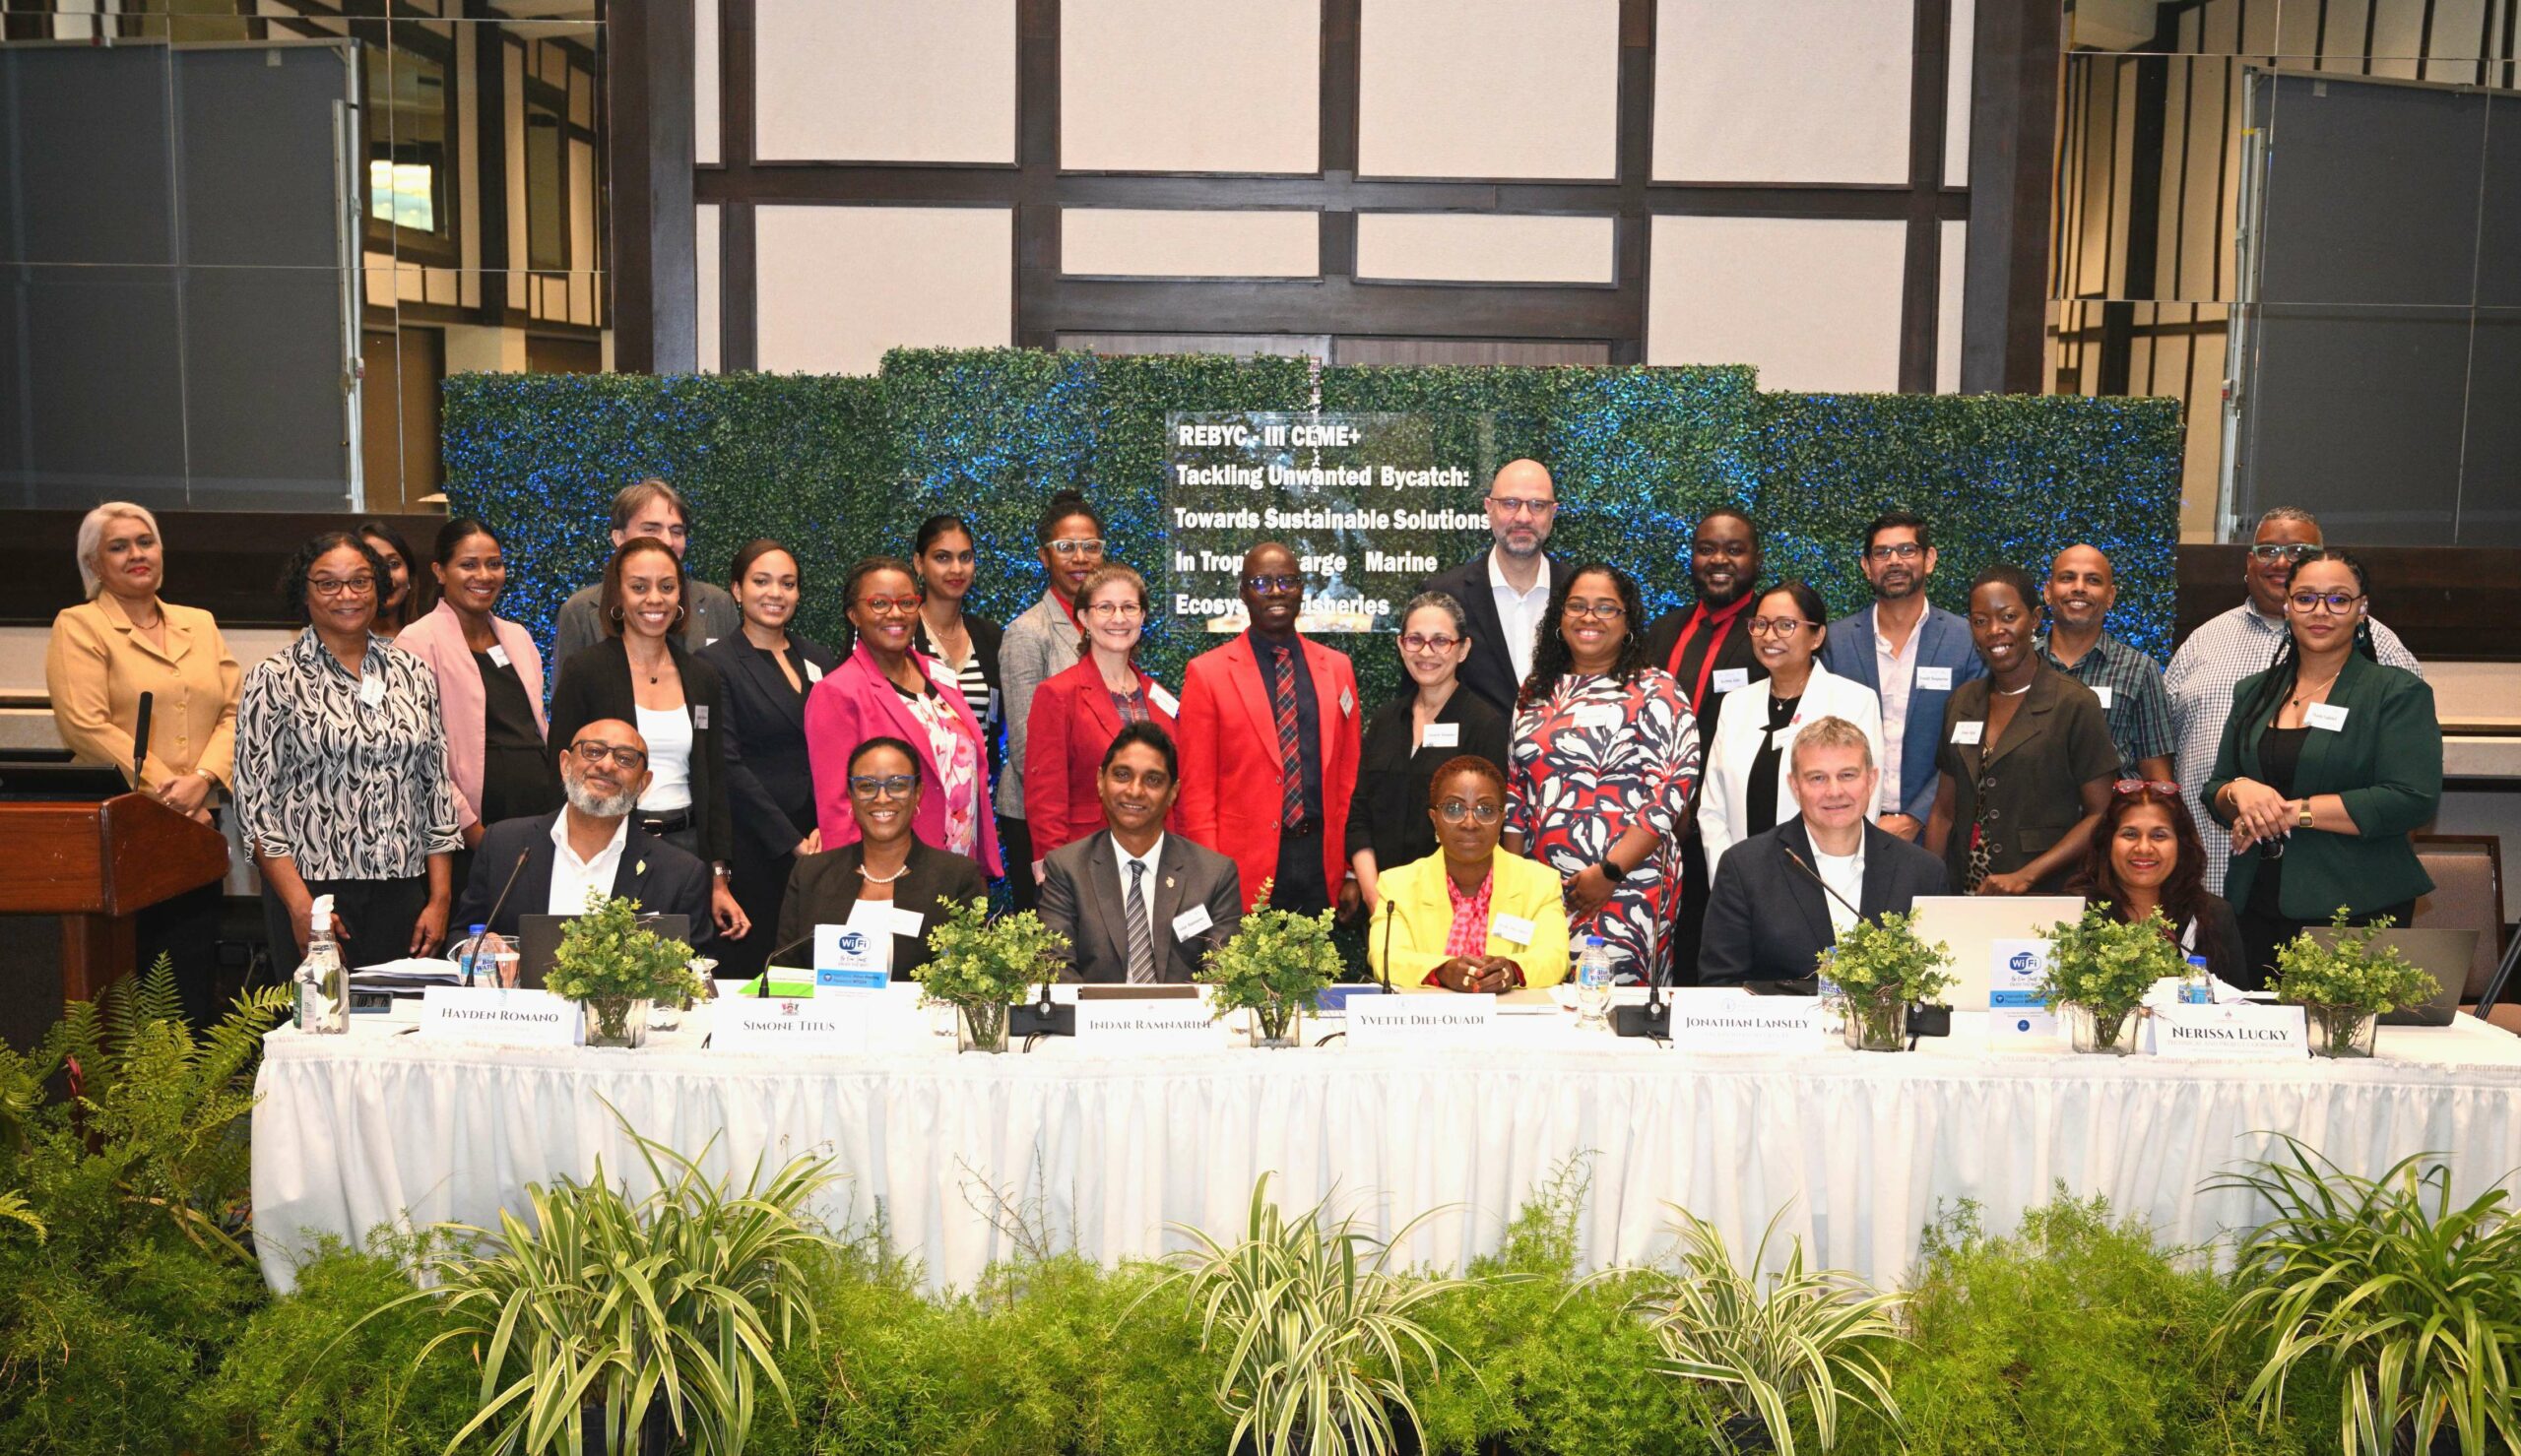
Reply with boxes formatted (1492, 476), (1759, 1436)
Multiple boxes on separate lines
(1272, 645), (1303, 829)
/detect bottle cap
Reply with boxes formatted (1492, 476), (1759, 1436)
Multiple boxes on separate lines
(468, 923), (487, 934)
(309, 894), (334, 920)
(1584, 935), (1605, 948)
(2186, 955), (2209, 969)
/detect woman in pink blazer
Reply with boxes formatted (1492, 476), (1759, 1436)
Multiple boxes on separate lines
(395, 518), (557, 848)
(1024, 563), (1179, 859)
(804, 557), (1004, 876)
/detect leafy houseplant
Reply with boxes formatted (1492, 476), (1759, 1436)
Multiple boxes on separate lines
(1196, 878), (1340, 1047)
(2271, 910), (2436, 1058)
(1815, 912), (1955, 1052)
(544, 894), (704, 1047)
(2038, 903), (2184, 1054)
(916, 897), (1067, 1052)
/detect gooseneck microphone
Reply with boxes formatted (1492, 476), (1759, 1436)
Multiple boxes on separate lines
(1377, 896), (1396, 994)
(1779, 844), (1864, 923)
(464, 849), (533, 986)
(130, 691), (154, 789)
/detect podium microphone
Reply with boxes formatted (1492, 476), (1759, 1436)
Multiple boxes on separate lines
(1377, 897), (1395, 994)
(130, 691), (153, 789)
(464, 849), (533, 986)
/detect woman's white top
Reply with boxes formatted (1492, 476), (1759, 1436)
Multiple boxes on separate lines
(632, 702), (694, 813)
(1695, 659), (1886, 870)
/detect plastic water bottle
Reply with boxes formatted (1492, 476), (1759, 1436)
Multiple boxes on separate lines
(1576, 937), (1613, 1029)
(1814, 957), (1844, 1034)
(2179, 954), (2214, 1005)
(457, 923), (489, 985)
(293, 895), (348, 1035)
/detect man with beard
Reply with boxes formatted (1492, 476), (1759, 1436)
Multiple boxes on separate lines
(1417, 458), (1567, 715)
(2036, 543), (2173, 784)
(453, 718), (715, 942)
(1177, 542), (1364, 917)
(1039, 722), (1243, 982)
(1817, 511), (1981, 843)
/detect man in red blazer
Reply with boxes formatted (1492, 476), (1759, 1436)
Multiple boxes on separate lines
(1177, 542), (1363, 917)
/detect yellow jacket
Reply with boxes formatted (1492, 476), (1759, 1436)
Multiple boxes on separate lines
(1366, 849), (1571, 989)
(45, 595), (240, 794)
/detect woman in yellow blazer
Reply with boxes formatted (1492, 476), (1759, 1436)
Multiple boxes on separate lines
(1367, 756), (1571, 991)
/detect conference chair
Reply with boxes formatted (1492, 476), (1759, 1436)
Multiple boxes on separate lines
(2414, 834), (2515, 1033)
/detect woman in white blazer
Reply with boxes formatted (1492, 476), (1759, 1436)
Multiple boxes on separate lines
(1697, 580), (1885, 868)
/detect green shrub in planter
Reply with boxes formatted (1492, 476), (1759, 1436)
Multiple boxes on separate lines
(2271, 911), (2438, 1058)
(1196, 881), (1342, 1046)
(2038, 903), (2185, 1053)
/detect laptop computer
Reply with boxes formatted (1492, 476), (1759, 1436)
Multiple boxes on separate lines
(1904, 896), (2086, 1007)
(2306, 925), (2477, 1027)
(516, 913), (693, 989)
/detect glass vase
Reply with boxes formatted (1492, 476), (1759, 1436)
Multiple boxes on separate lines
(1252, 1000), (1305, 1049)
(1842, 994), (1907, 1052)
(2064, 1003), (2137, 1055)
(2306, 1005), (2378, 1059)
(583, 996), (651, 1049)
(957, 1001), (1010, 1054)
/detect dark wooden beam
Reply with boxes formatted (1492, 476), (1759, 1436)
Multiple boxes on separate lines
(719, 0), (758, 369)
(1900, 0), (1954, 392)
(1961, 0), (2063, 393)
(607, 0), (697, 372)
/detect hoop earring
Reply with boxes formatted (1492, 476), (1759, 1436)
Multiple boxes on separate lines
(609, 606), (624, 623)
(674, 603), (687, 625)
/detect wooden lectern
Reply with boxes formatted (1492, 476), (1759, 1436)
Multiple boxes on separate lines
(0, 792), (230, 1001)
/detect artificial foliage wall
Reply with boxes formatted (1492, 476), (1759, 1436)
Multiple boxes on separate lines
(442, 349), (2181, 710)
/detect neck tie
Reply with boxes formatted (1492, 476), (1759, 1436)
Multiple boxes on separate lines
(1126, 858), (1156, 983)
(1272, 644), (1303, 830)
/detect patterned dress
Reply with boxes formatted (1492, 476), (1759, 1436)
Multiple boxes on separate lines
(899, 682), (983, 859)
(1508, 667), (1701, 983)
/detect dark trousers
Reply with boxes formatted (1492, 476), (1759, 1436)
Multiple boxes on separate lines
(1271, 823), (1331, 916)
(998, 814), (1037, 911)
(1669, 830), (1711, 988)
(716, 847), (795, 981)
(136, 877), (228, 1027)
(259, 874), (431, 974)
(2235, 898), (2417, 992)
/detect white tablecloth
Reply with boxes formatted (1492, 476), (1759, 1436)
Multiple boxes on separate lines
(249, 999), (2521, 1294)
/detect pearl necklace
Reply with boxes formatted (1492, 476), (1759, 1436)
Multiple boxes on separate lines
(858, 860), (909, 884)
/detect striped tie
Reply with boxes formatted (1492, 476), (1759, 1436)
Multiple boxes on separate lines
(1272, 645), (1303, 829)
(1125, 859), (1156, 983)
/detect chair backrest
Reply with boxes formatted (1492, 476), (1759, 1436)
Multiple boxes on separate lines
(2413, 835), (2506, 999)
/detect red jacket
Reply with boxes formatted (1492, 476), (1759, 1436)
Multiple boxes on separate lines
(1176, 633), (1361, 913)
(1023, 657), (1181, 858)
(803, 644), (1003, 877)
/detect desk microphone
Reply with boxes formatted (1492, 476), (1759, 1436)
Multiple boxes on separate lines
(1781, 842), (1949, 1039)
(130, 691), (153, 788)
(464, 849), (532, 986)
(1780, 844), (1863, 923)
(1377, 897), (1395, 994)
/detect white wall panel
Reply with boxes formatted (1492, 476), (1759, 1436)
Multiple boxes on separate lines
(1354, 213), (1616, 284)
(1063, 0), (1319, 172)
(1937, 219), (1967, 393)
(1647, 215), (1906, 393)
(755, 0), (1014, 163)
(695, 0), (720, 166)
(1358, 0), (1618, 179)
(1946, 0), (1974, 185)
(1653, 0), (1910, 184)
(1062, 209), (1319, 277)
(755, 206), (1012, 375)
(695, 203), (721, 374)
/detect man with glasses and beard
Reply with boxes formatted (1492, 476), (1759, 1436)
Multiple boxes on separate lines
(453, 719), (715, 942)
(1819, 511), (1983, 844)
(1418, 458), (1568, 717)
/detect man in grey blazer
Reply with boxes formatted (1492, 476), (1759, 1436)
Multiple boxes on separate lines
(1038, 722), (1242, 983)
(548, 479), (743, 665)
(1815, 511), (1983, 842)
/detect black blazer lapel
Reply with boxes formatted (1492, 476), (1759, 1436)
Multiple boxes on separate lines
(1774, 819), (1837, 951)
(2292, 649), (2373, 794)
(609, 822), (658, 904)
(1855, 822), (1902, 918)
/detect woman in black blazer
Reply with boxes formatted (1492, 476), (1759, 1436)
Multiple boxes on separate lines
(774, 736), (987, 980)
(547, 538), (744, 940)
(699, 539), (844, 981)
(1349, 591), (1513, 910)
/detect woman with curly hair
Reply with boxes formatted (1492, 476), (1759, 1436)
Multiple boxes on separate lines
(1503, 562), (1701, 984)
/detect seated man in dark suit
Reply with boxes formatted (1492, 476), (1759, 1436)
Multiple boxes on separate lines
(454, 718), (714, 944)
(1699, 716), (1945, 987)
(1039, 722), (1242, 982)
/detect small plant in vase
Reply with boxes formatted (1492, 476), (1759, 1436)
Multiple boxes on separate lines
(1197, 878), (1339, 1048)
(917, 897), (1067, 1053)
(2273, 910), (2436, 1058)
(2039, 902), (2184, 1054)
(1816, 911), (1955, 1051)
(545, 893), (704, 1048)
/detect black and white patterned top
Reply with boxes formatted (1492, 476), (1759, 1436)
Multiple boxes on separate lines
(234, 629), (460, 880)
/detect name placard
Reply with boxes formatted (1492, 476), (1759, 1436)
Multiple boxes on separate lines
(2151, 1002), (2308, 1059)
(1345, 993), (1498, 1048)
(1987, 938), (2057, 1041)
(1074, 997), (1227, 1051)
(418, 986), (581, 1046)
(712, 995), (871, 1055)
(1665, 990), (1822, 1052)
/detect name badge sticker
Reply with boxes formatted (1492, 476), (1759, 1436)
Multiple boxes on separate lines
(1421, 722), (1460, 749)
(1574, 704), (1623, 731)
(1338, 687), (1354, 718)
(1951, 721), (1984, 745)
(357, 673), (386, 709)
(1171, 904), (1214, 940)
(486, 644), (511, 668)
(1917, 665), (1954, 691)
(1147, 682), (1181, 718)
(692, 705), (710, 730)
(2305, 703), (2350, 731)
(2092, 684), (2114, 709)
(1711, 667), (1750, 695)
(1490, 913), (1536, 946)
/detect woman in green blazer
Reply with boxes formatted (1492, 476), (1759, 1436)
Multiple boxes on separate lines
(2203, 550), (2440, 987)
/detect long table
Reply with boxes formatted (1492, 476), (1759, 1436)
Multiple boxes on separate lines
(248, 997), (2521, 1295)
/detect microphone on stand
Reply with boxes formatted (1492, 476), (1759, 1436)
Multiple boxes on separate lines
(1612, 904), (1671, 1039)
(130, 691), (154, 790)
(464, 849), (533, 986)
(1377, 896), (1395, 994)
(1780, 842), (1948, 1038)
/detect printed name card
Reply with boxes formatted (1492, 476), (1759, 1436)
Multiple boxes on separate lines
(1665, 990), (1821, 1052)
(1074, 997), (1227, 1051)
(713, 995), (871, 1055)
(418, 986), (581, 1046)
(2150, 1002), (2308, 1059)
(1345, 993), (1498, 1048)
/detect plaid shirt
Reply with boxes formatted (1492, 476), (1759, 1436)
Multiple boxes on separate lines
(2165, 601), (2422, 895)
(2036, 629), (2174, 775)
(1443, 868), (1496, 964)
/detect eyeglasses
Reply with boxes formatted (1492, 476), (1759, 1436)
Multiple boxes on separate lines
(856, 594), (923, 616)
(2250, 542), (2322, 563)
(1435, 799), (1503, 825)
(307, 575), (376, 599)
(1244, 575), (1303, 594)
(1084, 601), (1144, 620)
(2288, 590), (2363, 615)
(568, 739), (649, 771)
(848, 774), (919, 798)
(1046, 538), (1106, 557)
(1865, 542), (1924, 562)
(1746, 616), (1815, 637)
(1399, 633), (1460, 654)
(1563, 600), (1626, 621)
(2112, 779), (2179, 796)
(1487, 495), (1556, 517)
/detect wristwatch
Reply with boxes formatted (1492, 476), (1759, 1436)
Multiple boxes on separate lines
(1597, 856), (1631, 884)
(2295, 801), (2315, 830)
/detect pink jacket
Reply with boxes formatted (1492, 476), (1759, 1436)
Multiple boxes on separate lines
(396, 601), (547, 831)
(804, 643), (1003, 877)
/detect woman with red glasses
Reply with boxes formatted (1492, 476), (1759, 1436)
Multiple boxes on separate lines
(2079, 781), (2245, 986)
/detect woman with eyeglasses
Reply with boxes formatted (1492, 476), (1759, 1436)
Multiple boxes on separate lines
(1369, 756), (1569, 991)
(1349, 591), (1511, 910)
(1695, 580), (1884, 871)
(1503, 563), (1699, 985)
(998, 490), (1107, 903)
(2204, 549), (2441, 986)
(1023, 563), (1180, 856)
(235, 532), (458, 966)
(2078, 781), (2245, 986)
(805, 557), (1003, 877)
(1926, 564), (2118, 896)
(548, 538), (749, 941)
(776, 736), (986, 981)
(699, 538), (843, 981)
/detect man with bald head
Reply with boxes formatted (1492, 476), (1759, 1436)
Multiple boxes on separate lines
(453, 717), (715, 941)
(2036, 544), (2174, 785)
(1418, 458), (1568, 714)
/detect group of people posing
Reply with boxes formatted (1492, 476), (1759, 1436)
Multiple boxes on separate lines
(47, 465), (2441, 1015)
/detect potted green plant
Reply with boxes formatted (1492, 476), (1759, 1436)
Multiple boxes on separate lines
(2272, 910), (2436, 1058)
(545, 894), (704, 1048)
(1196, 879), (1339, 1048)
(1816, 912), (1955, 1052)
(2038, 903), (2183, 1055)
(916, 898), (1067, 1053)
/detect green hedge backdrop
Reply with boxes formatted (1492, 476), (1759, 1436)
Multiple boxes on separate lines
(442, 348), (2181, 710)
